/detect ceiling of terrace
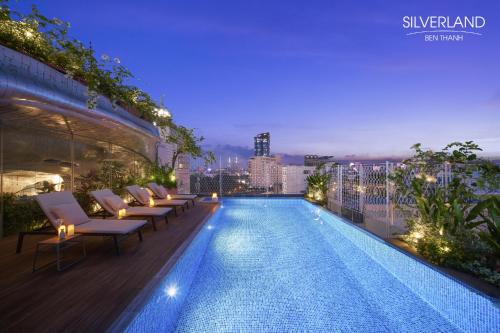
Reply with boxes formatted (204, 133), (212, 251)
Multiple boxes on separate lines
(0, 44), (160, 162)
(0, 98), (158, 161)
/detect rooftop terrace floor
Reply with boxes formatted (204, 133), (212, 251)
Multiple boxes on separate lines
(0, 201), (217, 333)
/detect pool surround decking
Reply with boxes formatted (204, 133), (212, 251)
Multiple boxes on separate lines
(0, 200), (218, 333)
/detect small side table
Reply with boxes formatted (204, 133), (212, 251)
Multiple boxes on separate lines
(33, 234), (86, 272)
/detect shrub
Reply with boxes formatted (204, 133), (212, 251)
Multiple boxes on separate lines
(2, 193), (46, 236)
(392, 141), (500, 286)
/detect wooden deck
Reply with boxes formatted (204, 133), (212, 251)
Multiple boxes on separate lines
(0, 201), (218, 333)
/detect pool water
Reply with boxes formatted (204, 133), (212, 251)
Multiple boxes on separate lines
(124, 199), (499, 333)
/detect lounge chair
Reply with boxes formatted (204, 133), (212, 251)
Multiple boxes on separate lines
(90, 189), (172, 231)
(126, 185), (188, 216)
(147, 183), (197, 206)
(35, 191), (147, 255)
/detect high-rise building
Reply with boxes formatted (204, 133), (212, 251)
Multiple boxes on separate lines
(281, 165), (316, 194)
(248, 156), (280, 190)
(254, 132), (270, 156)
(304, 155), (335, 167)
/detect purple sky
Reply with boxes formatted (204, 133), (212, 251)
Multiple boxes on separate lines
(16, 0), (500, 158)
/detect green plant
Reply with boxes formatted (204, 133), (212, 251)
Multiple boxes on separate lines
(143, 163), (177, 189)
(459, 261), (500, 288)
(2, 193), (46, 236)
(163, 124), (215, 168)
(392, 141), (500, 286)
(306, 164), (332, 205)
(465, 196), (500, 265)
(0, 0), (171, 126)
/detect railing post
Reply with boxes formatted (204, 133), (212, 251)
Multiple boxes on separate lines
(385, 161), (391, 238)
(338, 165), (343, 209)
(359, 164), (364, 214)
(219, 155), (222, 197)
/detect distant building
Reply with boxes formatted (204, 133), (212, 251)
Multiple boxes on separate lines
(248, 155), (280, 190)
(281, 165), (316, 194)
(304, 155), (335, 167)
(254, 132), (270, 156)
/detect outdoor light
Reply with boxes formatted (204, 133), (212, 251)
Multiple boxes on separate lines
(118, 208), (127, 219)
(207, 225), (214, 230)
(67, 224), (75, 237)
(58, 225), (66, 240)
(166, 194), (172, 200)
(170, 174), (176, 182)
(425, 175), (437, 183)
(149, 197), (155, 207)
(412, 231), (423, 240)
(155, 107), (171, 118)
(166, 284), (177, 298)
(212, 193), (218, 201)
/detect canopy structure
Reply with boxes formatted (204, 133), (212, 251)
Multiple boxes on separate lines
(0, 45), (165, 237)
(0, 44), (160, 161)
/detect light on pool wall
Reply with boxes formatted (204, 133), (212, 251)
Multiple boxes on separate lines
(165, 284), (178, 298)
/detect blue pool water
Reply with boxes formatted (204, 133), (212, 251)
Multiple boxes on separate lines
(124, 199), (499, 333)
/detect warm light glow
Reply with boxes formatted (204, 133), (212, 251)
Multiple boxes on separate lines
(155, 107), (172, 118)
(67, 224), (75, 237)
(58, 225), (66, 239)
(118, 208), (127, 219)
(149, 197), (155, 207)
(212, 193), (218, 201)
(51, 174), (64, 191)
(166, 194), (172, 200)
(425, 175), (437, 183)
(165, 284), (178, 298)
(169, 174), (176, 182)
(314, 191), (323, 201)
(412, 231), (423, 240)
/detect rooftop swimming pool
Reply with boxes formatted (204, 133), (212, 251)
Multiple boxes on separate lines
(123, 199), (499, 332)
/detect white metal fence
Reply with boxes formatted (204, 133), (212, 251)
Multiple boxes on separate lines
(327, 162), (453, 239)
(188, 157), (460, 239)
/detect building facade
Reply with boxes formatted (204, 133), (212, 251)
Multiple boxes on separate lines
(281, 165), (315, 194)
(304, 155), (335, 167)
(0, 45), (167, 236)
(254, 132), (270, 156)
(248, 156), (280, 191)
(175, 154), (191, 194)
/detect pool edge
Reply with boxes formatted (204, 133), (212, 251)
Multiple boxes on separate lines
(106, 203), (221, 333)
(311, 201), (500, 304)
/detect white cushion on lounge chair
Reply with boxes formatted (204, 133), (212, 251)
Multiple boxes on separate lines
(91, 189), (172, 218)
(159, 186), (168, 198)
(137, 188), (151, 204)
(51, 203), (89, 225)
(153, 198), (187, 206)
(146, 183), (165, 198)
(75, 219), (147, 234)
(37, 192), (146, 236)
(104, 196), (127, 212)
(157, 184), (197, 200)
(124, 206), (172, 217)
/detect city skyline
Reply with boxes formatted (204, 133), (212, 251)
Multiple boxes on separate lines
(16, 0), (500, 157)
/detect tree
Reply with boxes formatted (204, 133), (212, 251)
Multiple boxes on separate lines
(164, 124), (215, 168)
